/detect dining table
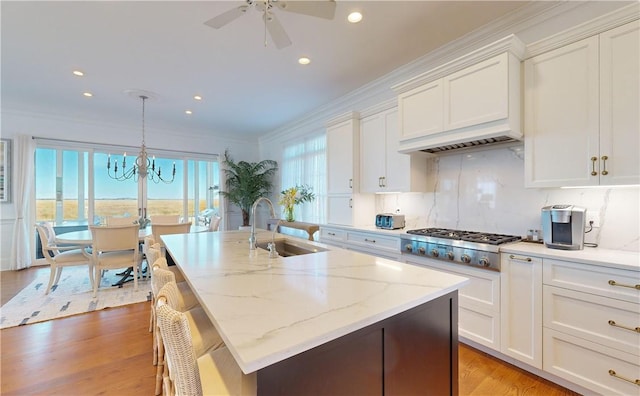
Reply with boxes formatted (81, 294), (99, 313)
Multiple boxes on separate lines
(55, 224), (208, 286)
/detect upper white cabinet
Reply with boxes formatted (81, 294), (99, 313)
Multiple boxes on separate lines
(393, 35), (525, 154)
(327, 114), (358, 194)
(360, 103), (427, 193)
(326, 112), (374, 227)
(525, 20), (639, 187)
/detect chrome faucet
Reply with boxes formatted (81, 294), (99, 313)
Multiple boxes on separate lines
(249, 197), (277, 250)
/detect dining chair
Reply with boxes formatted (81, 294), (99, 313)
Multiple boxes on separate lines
(89, 224), (141, 297)
(151, 222), (192, 249)
(155, 280), (226, 395)
(157, 289), (253, 396)
(105, 216), (136, 226)
(150, 215), (181, 224)
(35, 223), (93, 294)
(208, 215), (222, 232)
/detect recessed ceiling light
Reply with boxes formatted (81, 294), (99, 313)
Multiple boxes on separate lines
(347, 11), (363, 23)
(185, 110), (193, 115)
(73, 70), (84, 77)
(193, 95), (202, 101)
(298, 57), (311, 65)
(83, 92), (93, 97)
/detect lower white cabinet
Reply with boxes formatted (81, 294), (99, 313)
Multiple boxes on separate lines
(404, 257), (501, 350)
(319, 226), (400, 261)
(543, 328), (640, 395)
(542, 258), (640, 394)
(500, 253), (543, 369)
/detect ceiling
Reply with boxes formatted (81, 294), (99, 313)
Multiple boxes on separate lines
(2, 1), (535, 138)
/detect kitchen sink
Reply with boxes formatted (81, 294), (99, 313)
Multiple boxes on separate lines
(256, 239), (328, 257)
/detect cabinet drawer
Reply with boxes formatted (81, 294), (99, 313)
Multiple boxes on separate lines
(544, 328), (640, 395)
(346, 231), (399, 253)
(319, 227), (346, 244)
(543, 258), (640, 304)
(544, 285), (640, 356)
(459, 306), (500, 350)
(405, 257), (499, 313)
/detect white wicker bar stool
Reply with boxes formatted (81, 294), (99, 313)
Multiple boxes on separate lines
(156, 295), (255, 396)
(155, 281), (226, 396)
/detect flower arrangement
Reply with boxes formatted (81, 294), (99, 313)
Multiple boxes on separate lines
(278, 185), (315, 222)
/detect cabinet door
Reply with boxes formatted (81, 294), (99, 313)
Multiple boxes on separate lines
(599, 20), (640, 186)
(444, 53), (509, 131)
(397, 80), (443, 140)
(382, 109), (414, 192)
(327, 119), (356, 194)
(524, 36), (600, 187)
(360, 113), (386, 193)
(327, 195), (353, 226)
(500, 253), (542, 369)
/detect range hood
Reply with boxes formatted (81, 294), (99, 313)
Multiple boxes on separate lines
(393, 35), (525, 155)
(398, 118), (523, 155)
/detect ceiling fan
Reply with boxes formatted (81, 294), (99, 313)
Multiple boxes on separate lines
(204, 0), (337, 49)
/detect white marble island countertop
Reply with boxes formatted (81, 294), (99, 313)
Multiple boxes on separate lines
(162, 230), (468, 374)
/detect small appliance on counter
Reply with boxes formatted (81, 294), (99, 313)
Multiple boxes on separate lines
(375, 213), (405, 230)
(541, 205), (586, 250)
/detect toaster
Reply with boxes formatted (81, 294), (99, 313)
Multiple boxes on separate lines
(375, 214), (405, 230)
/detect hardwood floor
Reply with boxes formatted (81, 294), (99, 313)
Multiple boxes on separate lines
(1, 267), (579, 395)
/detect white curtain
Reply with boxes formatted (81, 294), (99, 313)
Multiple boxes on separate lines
(280, 133), (326, 224)
(11, 135), (36, 270)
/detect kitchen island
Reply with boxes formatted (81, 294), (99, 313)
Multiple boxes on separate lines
(162, 230), (469, 395)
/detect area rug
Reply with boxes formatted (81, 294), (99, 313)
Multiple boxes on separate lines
(0, 266), (151, 329)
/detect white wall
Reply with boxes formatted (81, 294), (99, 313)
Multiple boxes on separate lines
(375, 146), (640, 252)
(0, 109), (260, 270)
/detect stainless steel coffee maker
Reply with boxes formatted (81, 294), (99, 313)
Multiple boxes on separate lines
(541, 205), (586, 250)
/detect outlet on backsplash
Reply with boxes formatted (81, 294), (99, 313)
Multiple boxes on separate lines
(587, 212), (601, 228)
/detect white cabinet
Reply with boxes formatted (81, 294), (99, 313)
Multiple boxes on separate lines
(394, 35), (525, 154)
(360, 105), (427, 193)
(397, 80), (443, 141)
(500, 253), (542, 369)
(319, 226), (401, 261)
(542, 258), (640, 394)
(525, 20), (640, 187)
(326, 113), (374, 227)
(327, 115), (358, 194)
(405, 257), (501, 350)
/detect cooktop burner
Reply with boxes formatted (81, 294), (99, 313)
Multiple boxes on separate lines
(406, 228), (521, 245)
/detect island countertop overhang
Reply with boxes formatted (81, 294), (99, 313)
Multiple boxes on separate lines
(162, 230), (469, 374)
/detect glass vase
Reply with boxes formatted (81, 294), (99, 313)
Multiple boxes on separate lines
(284, 205), (295, 222)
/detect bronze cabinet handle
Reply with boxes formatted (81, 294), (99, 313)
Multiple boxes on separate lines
(608, 369), (640, 385)
(364, 238), (376, 243)
(509, 254), (532, 262)
(591, 156), (598, 176)
(608, 320), (640, 333)
(608, 280), (640, 290)
(601, 155), (609, 175)
(349, 178), (353, 189)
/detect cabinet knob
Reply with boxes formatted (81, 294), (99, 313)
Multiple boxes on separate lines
(601, 155), (609, 176)
(590, 156), (598, 176)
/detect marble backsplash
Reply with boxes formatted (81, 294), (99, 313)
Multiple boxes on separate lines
(375, 146), (640, 252)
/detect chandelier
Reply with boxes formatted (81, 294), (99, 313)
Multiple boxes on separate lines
(106, 95), (176, 184)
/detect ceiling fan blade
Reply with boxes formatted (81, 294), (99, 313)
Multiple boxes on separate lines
(264, 12), (292, 49)
(204, 5), (249, 29)
(274, 0), (336, 20)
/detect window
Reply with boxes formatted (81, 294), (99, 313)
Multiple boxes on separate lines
(280, 134), (326, 223)
(34, 143), (219, 226)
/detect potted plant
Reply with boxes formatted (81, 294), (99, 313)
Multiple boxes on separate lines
(220, 150), (278, 227)
(278, 185), (315, 222)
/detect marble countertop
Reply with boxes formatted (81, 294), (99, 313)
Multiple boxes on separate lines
(161, 230), (469, 374)
(501, 242), (640, 271)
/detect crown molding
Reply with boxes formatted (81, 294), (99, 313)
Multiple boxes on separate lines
(359, 99), (397, 119)
(525, 3), (639, 58)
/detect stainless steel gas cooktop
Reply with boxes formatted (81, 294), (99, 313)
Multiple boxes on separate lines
(401, 228), (522, 271)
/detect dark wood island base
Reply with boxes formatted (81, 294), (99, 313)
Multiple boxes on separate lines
(257, 291), (459, 395)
